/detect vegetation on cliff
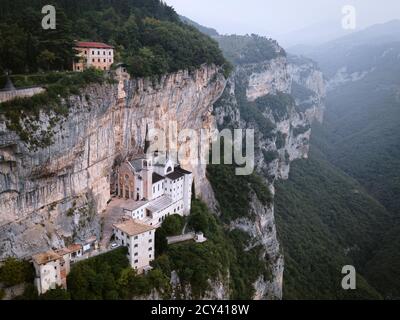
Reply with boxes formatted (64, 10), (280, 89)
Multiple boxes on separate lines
(0, 0), (230, 77)
(0, 258), (34, 287)
(0, 68), (106, 150)
(216, 34), (285, 66)
(153, 199), (270, 299)
(207, 164), (272, 222)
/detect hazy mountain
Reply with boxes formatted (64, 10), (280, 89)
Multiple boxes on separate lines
(278, 20), (355, 49)
(277, 20), (400, 299)
(292, 19), (400, 77)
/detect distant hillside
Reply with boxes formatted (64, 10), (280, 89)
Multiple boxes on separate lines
(275, 136), (388, 300)
(180, 15), (219, 37)
(215, 34), (285, 66)
(281, 20), (400, 299)
(295, 20), (400, 77)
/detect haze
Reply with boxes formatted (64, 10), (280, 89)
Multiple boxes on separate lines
(165, 0), (400, 46)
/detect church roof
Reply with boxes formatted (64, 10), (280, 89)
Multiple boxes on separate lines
(129, 159), (143, 171)
(152, 172), (164, 184)
(175, 166), (192, 175)
(147, 195), (173, 213)
(166, 171), (185, 181)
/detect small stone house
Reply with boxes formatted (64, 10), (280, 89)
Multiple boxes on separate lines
(32, 250), (69, 295)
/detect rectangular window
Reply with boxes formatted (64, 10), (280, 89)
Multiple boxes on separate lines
(134, 260), (138, 264)
(134, 244), (138, 248)
(149, 239), (152, 243)
(104, 59), (106, 62)
(92, 51), (94, 55)
(134, 253), (138, 256)
(149, 247), (153, 251)
(134, 236), (138, 240)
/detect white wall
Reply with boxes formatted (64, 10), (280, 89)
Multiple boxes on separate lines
(148, 199), (184, 227)
(128, 230), (155, 272)
(34, 261), (62, 294)
(87, 48), (114, 66)
(151, 180), (165, 199)
(165, 177), (184, 202)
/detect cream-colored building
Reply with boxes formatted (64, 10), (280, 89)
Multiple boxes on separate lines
(73, 41), (114, 72)
(113, 219), (156, 274)
(32, 250), (69, 294)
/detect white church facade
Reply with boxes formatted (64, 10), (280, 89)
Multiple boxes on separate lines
(115, 154), (193, 228)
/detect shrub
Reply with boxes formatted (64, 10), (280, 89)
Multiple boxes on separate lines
(0, 258), (34, 287)
(40, 287), (71, 300)
(263, 149), (279, 163)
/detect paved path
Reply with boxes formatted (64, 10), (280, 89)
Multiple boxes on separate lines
(99, 198), (128, 250)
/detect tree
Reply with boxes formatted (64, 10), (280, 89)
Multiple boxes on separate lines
(0, 258), (34, 287)
(162, 214), (184, 236)
(40, 287), (71, 300)
(37, 50), (56, 71)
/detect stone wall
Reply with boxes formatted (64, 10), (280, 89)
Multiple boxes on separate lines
(0, 87), (45, 103)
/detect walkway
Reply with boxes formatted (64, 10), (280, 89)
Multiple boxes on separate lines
(99, 198), (129, 250)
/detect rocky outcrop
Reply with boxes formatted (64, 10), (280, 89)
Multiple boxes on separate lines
(213, 51), (326, 300)
(0, 47), (325, 301)
(0, 64), (226, 260)
(246, 57), (291, 101)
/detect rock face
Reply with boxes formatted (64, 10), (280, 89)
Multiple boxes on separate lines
(0, 51), (325, 300)
(213, 53), (326, 299)
(246, 57), (291, 102)
(0, 64), (226, 260)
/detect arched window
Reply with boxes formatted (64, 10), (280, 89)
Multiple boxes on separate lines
(166, 166), (172, 173)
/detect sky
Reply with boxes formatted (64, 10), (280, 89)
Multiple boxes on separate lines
(164, 0), (400, 46)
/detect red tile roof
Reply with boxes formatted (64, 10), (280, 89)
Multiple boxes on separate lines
(75, 41), (114, 49)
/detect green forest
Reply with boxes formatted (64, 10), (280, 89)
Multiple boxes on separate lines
(216, 34), (284, 66)
(0, 0), (229, 77)
(275, 133), (388, 299)
(276, 34), (400, 299)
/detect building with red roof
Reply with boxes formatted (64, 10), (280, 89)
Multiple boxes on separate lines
(73, 41), (114, 72)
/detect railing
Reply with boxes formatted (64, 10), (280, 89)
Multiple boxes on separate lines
(167, 232), (196, 245)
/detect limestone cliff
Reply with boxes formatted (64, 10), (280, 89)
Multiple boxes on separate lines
(212, 52), (326, 299)
(0, 64), (225, 260)
(0, 51), (325, 300)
